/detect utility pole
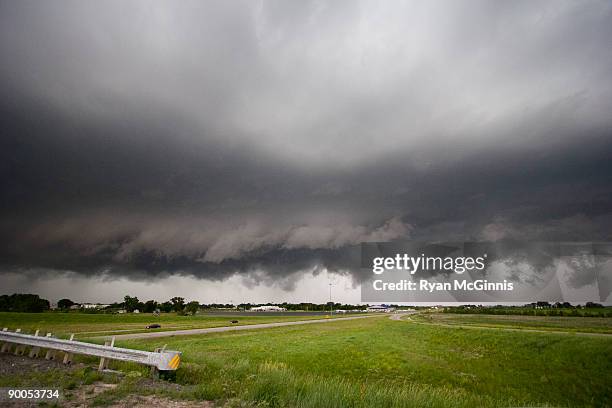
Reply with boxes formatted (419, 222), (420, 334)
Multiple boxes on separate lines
(328, 281), (333, 316)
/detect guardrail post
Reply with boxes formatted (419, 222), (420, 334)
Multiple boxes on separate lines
(1, 328), (10, 353)
(13, 329), (26, 355)
(14, 343), (26, 355)
(29, 330), (41, 358)
(63, 334), (75, 364)
(98, 341), (109, 371)
(151, 347), (161, 378)
(151, 344), (168, 378)
(44, 333), (56, 360)
(98, 336), (115, 371)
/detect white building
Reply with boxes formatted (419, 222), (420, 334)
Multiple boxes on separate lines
(250, 305), (287, 312)
(366, 305), (395, 313)
(80, 303), (111, 309)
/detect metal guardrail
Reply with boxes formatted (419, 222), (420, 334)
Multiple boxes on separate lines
(0, 329), (181, 371)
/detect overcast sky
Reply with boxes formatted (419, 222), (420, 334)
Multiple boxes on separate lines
(1, 0), (612, 304)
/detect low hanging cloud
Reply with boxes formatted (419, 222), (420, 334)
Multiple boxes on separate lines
(1, 212), (410, 283)
(1, 1), (612, 293)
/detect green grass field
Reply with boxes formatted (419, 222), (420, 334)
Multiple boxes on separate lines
(0, 311), (348, 338)
(444, 306), (612, 317)
(1, 313), (611, 407)
(119, 317), (611, 407)
(413, 313), (612, 334)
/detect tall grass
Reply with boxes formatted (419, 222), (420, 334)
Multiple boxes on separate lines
(176, 358), (521, 408)
(3, 314), (609, 407)
(127, 317), (609, 407)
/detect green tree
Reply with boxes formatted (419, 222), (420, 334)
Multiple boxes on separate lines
(124, 295), (140, 312)
(170, 297), (185, 313)
(185, 301), (200, 315)
(0, 294), (50, 312)
(58, 298), (75, 310)
(159, 301), (173, 313)
(143, 300), (158, 313)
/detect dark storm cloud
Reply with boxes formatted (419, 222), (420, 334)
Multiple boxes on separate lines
(1, 0), (612, 286)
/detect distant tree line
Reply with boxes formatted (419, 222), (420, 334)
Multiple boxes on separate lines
(113, 296), (194, 314)
(0, 294), (50, 312)
(58, 297), (371, 314)
(234, 302), (369, 311)
(443, 302), (610, 317)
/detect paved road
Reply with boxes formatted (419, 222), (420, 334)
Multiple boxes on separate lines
(101, 315), (382, 340)
(389, 312), (417, 321)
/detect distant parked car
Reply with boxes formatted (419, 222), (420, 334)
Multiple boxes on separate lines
(146, 323), (161, 329)
(230, 320), (239, 324)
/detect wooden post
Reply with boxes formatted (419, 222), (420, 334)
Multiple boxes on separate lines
(1, 329), (10, 353)
(13, 329), (24, 355)
(29, 330), (41, 358)
(105, 336), (115, 369)
(62, 334), (75, 364)
(151, 347), (161, 378)
(98, 337), (115, 371)
(44, 333), (55, 360)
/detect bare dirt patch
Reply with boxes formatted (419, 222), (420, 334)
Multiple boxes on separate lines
(0, 354), (213, 407)
(0, 350), (72, 375)
(108, 394), (214, 407)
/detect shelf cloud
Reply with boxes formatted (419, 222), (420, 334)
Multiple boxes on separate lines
(1, 1), (612, 295)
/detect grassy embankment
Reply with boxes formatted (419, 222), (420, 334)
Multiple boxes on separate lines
(412, 312), (612, 334)
(444, 306), (612, 317)
(0, 311), (350, 338)
(0, 314), (610, 407)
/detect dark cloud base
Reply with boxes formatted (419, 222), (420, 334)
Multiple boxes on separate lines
(1, 1), (612, 290)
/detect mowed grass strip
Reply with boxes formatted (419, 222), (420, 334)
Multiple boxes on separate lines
(114, 316), (612, 407)
(414, 313), (612, 334)
(0, 312), (351, 338)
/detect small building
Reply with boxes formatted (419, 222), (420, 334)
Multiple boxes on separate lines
(367, 305), (394, 313)
(250, 305), (287, 312)
(80, 303), (111, 309)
